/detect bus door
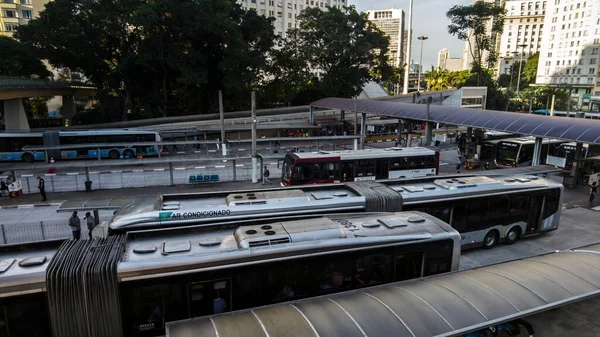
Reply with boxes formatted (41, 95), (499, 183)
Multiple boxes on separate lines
(526, 195), (544, 235)
(188, 278), (231, 317)
(375, 159), (389, 179)
(341, 162), (354, 182)
(42, 131), (60, 160)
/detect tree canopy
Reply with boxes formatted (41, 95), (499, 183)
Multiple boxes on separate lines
(263, 5), (391, 106)
(447, 1), (505, 71)
(16, 0), (275, 122)
(0, 36), (50, 78)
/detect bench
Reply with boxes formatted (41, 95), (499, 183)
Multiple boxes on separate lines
(189, 174), (220, 183)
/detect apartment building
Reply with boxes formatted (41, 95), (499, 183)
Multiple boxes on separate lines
(238, 0), (345, 38)
(1, 0), (36, 36)
(536, 0), (600, 110)
(497, 0), (546, 75)
(366, 9), (405, 68)
(438, 48), (463, 71)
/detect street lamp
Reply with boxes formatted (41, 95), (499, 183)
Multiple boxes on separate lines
(516, 44), (527, 94)
(416, 36), (428, 92)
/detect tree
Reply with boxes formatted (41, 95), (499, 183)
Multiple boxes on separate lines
(521, 85), (570, 111)
(266, 6), (390, 104)
(523, 52), (539, 84)
(0, 36), (50, 78)
(16, 0), (275, 122)
(447, 1), (505, 72)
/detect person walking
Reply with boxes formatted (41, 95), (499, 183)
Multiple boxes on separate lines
(215, 138), (220, 150)
(263, 166), (271, 185)
(85, 212), (96, 239)
(456, 157), (462, 173)
(69, 211), (81, 240)
(37, 176), (47, 202)
(590, 182), (597, 203)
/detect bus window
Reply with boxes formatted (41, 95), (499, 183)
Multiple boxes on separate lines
(451, 204), (467, 232)
(0, 293), (49, 337)
(390, 157), (409, 169)
(395, 252), (423, 281)
(466, 200), (490, 232)
(125, 283), (185, 335)
(518, 145), (534, 165)
(341, 162), (354, 181)
(542, 188), (561, 220)
(355, 160), (375, 177)
(509, 195), (529, 223)
(189, 279), (231, 317)
(489, 195), (510, 226)
(375, 159), (389, 179)
(430, 207), (451, 223)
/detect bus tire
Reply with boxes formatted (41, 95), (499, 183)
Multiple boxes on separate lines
(109, 150), (120, 159)
(505, 227), (521, 245)
(483, 231), (499, 249)
(123, 149), (135, 158)
(22, 152), (34, 162)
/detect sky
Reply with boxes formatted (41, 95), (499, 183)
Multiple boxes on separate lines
(352, 0), (472, 70)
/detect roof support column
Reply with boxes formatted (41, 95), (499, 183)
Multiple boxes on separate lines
(3, 98), (30, 131)
(532, 137), (543, 166)
(464, 127), (472, 158)
(309, 105), (314, 124)
(425, 97), (433, 147)
(360, 113), (366, 150)
(568, 142), (584, 186)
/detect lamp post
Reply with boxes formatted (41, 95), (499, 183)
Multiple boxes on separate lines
(516, 44), (527, 94)
(417, 35), (428, 92)
(402, 0), (413, 95)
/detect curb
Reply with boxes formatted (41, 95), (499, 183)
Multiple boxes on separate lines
(0, 202), (62, 210)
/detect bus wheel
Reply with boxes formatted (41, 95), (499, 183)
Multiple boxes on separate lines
(22, 152), (34, 162)
(483, 231), (499, 249)
(505, 227), (521, 245)
(109, 150), (120, 159)
(123, 149), (134, 158)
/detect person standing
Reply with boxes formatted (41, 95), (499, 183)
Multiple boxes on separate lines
(37, 176), (47, 202)
(85, 212), (96, 239)
(215, 138), (220, 150)
(456, 157), (462, 173)
(69, 211), (81, 240)
(590, 182), (597, 203)
(263, 166), (271, 185)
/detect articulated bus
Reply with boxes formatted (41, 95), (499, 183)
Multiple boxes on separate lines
(0, 211), (460, 337)
(107, 175), (563, 249)
(0, 129), (161, 161)
(494, 136), (566, 168)
(281, 147), (439, 186)
(550, 142), (600, 171)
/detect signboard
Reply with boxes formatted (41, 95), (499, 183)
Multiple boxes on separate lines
(546, 155), (567, 168)
(367, 125), (375, 132)
(8, 180), (22, 193)
(159, 209), (232, 221)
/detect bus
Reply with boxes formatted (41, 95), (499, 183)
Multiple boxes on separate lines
(0, 211), (461, 337)
(0, 129), (161, 162)
(494, 136), (566, 168)
(107, 175), (563, 249)
(281, 147), (439, 186)
(168, 244), (600, 337)
(549, 142), (600, 171)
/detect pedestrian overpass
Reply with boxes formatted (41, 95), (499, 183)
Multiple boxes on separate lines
(0, 77), (96, 131)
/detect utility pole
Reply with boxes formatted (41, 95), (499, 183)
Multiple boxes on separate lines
(417, 36), (428, 92)
(516, 44), (527, 94)
(251, 91), (258, 183)
(218, 90), (226, 157)
(402, 0), (413, 95)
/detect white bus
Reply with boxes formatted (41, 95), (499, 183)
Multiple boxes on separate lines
(494, 136), (566, 168)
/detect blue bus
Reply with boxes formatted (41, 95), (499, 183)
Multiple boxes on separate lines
(0, 129), (161, 162)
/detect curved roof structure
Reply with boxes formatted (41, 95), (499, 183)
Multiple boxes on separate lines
(311, 97), (600, 145)
(166, 244), (600, 337)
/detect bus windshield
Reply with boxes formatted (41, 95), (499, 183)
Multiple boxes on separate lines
(496, 142), (519, 162)
(281, 156), (293, 183)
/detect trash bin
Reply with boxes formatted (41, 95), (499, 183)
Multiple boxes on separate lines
(84, 181), (93, 192)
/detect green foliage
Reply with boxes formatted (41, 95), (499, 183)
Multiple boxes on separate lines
(521, 85), (570, 111)
(523, 52), (539, 84)
(16, 0), (275, 121)
(424, 69), (471, 91)
(0, 36), (50, 78)
(23, 97), (51, 119)
(447, 1), (505, 70)
(264, 5), (390, 105)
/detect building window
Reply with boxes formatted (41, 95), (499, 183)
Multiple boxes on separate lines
(287, 12), (291, 18)
(20, 10), (31, 19)
(591, 58), (598, 65)
(269, 0), (274, 5)
(19, 0), (30, 3)
(592, 48), (599, 55)
(3, 22), (19, 32)
(2, 10), (17, 18)
(590, 68), (595, 74)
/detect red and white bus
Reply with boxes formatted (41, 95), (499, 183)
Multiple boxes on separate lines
(281, 147), (439, 186)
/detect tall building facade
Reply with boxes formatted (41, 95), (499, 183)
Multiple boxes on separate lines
(366, 9), (406, 68)
(238, 0), (345, 38)
(0, 0), (40, 36)
(438, 48), (463, 71)
(536, 0), (600, 109)
(497, 0), (546, 75)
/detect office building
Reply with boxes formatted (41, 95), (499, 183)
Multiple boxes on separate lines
(437, 48), (463, 71)
(497, 0), (546, 76)
(0, 0), (46, 36)
(238, 0), (345, 38)
(536, 0), (600, 110)
(366, 9), (405, 68)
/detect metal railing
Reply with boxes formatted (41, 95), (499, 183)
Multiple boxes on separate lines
(0, 76), (95, 90)
(0, 216), (111, 245)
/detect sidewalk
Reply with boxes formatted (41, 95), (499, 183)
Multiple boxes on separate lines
(0, 180), (275, 208)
